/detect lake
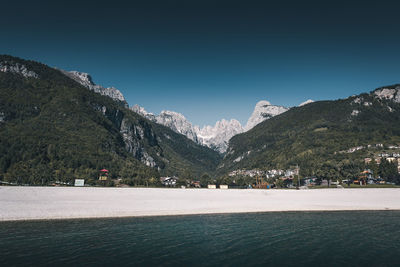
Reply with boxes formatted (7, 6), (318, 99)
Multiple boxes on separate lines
(1, 211), (399, 266)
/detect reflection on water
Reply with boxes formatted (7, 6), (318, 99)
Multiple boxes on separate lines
(1, 211), (399, 266)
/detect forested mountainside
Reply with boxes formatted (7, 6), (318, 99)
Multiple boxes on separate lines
(0, 55), (221, 185)
(220, 85), (400, 180)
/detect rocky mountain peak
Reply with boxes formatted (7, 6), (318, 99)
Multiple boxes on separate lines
(156, 110), (198, 142)
(59, 69), (127, 104)
(196, 118), (244, 153)
(131, 105), (198, 142)
(244, 100), (288, 131)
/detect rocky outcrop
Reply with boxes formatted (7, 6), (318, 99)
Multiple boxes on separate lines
(156, 111), (198, 143)
(196, 119), (244, 153)
(244, 100), (288, 131)
(119, 117), (157, 167)
(374, 86), (400, 103)
(131, 104), (156, 121)
(59, 70), (127, 105)
(0, 61), (38, 78)
(131, 105), (198, 142)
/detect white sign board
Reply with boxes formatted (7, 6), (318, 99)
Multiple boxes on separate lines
(74, 179), (85, 187)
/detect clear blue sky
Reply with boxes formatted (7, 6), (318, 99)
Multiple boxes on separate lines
(2, 0), (400, 126)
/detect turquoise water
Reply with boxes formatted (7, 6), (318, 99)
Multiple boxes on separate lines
(1, 211), (400, 266)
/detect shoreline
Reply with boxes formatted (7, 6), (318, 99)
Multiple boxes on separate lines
(1, 187), (400, 222)
(2, 209), (400, 223)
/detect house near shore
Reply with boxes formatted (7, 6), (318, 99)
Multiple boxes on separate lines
(303, 177), (317, 186)
(160, 176), (178, 187)
(191, 180), (201, 188)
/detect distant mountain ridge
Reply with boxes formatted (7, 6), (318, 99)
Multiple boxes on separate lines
(132, 100), (310, 153)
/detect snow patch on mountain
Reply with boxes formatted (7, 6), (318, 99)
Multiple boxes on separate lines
(59, 70), (127, 104)
(299, 99), (314, 106)
(244, 100), (288, 131)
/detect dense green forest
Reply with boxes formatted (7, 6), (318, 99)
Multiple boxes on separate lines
(0, 55), (221, 185)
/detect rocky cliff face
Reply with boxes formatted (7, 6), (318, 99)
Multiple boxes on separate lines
(131, 105), (198, 142)
(119, 117), (157, 167)
(196, 119), (244, 153)
(91, 102), (159, 167)
(0, 61), (39, 78)
(244, 100), (289, 131)
(59, 70), (127, 105)
(131, 104), (157, 121)
(156, 111), (199, 143)
(373, 85), (400, 103)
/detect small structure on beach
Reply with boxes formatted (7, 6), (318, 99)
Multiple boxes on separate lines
(74, 179), (85, 187)
(191, 180), (201, 188)
(99, 169), (108, 181)
(208, 184), (217, 189)
(219, 185), (228, 189)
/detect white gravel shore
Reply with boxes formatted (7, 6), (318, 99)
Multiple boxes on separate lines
(1, 186), (400, 221)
